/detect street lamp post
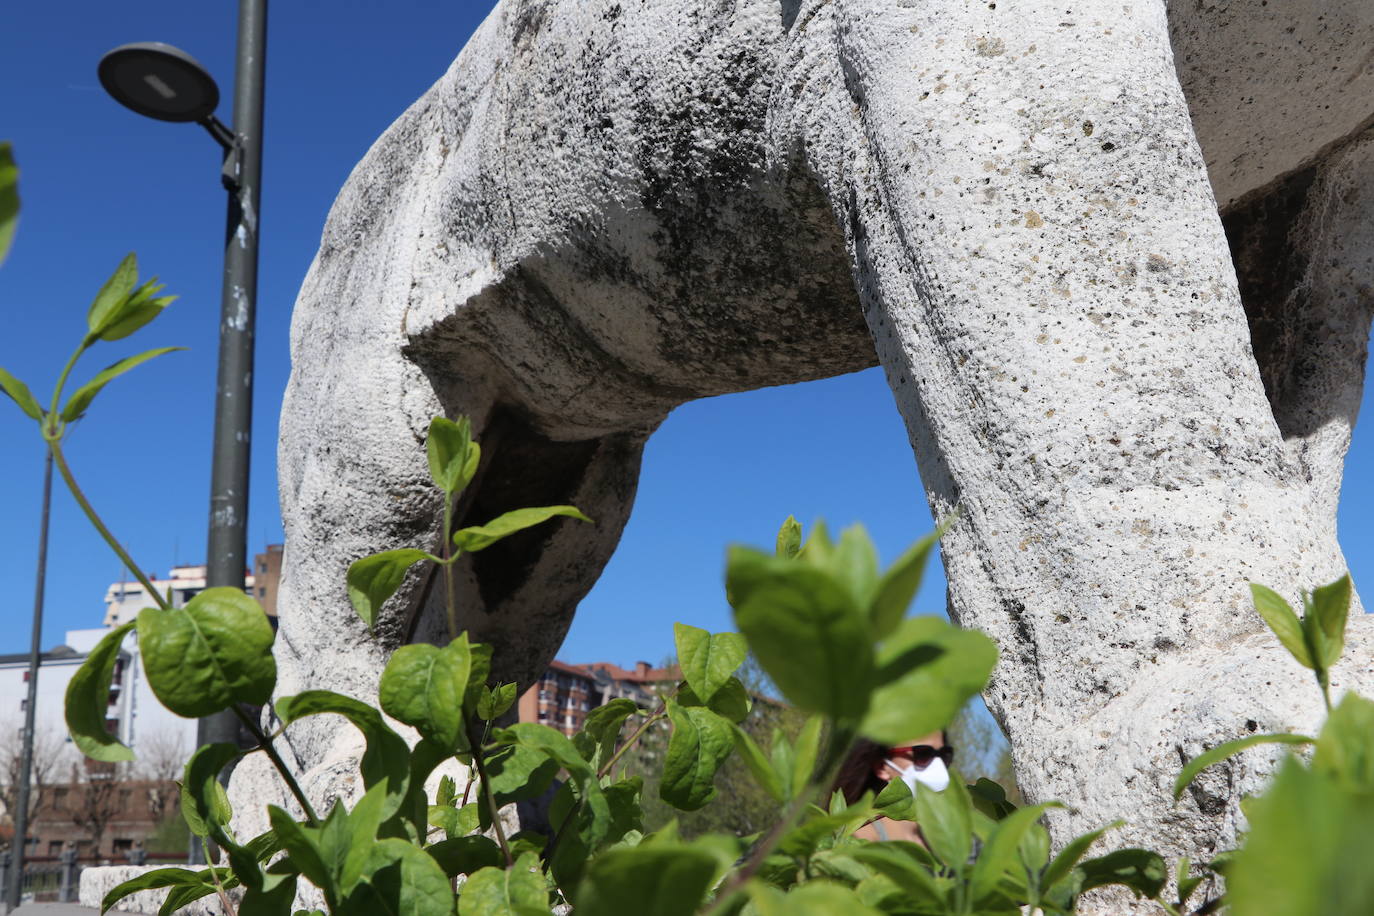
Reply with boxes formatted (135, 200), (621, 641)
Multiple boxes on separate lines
(98, 0), (268, 865)
(3, 451), (54, 911)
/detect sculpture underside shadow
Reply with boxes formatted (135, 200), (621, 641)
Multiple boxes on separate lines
(234, 1), (1374, 910)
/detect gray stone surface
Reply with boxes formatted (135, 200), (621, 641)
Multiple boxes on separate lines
(237, 1), (1374, 912)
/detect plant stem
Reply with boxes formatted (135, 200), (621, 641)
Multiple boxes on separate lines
(48, 440), (169, 609)
(441, 491), (459, 641)
(597, 686), (679, 781)
(201, 837), (238, 916)
(46, 339), (89, 420)
(598, 713), (666, 780)
(1318, 669), (1333, 713)
(232, 705), (320, 827)
(697, 729), (854, 916)
(468, 723), (513, 866)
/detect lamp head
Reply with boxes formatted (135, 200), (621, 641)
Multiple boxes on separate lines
(98, 42), (220, 123)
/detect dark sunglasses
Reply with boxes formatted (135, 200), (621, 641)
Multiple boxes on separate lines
(889, 744), (955, 769)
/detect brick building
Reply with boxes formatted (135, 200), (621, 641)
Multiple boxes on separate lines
(516, 659), (679, 738)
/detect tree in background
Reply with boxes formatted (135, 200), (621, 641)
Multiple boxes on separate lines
(0, 718), (68, 847)
(66, 760), (123, 859)
(134, 728), (184, 827)
(947, 696), (1023, 805)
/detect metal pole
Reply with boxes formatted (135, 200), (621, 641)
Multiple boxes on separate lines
(5, 449), (54, 910)
(191, 0), (267, 861)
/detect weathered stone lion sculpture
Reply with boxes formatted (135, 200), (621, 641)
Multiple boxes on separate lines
(239, 0), (1374, 909)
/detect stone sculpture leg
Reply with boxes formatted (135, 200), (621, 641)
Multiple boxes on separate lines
(783, 0), (1374, 906)
(234, 3), (1374, 912)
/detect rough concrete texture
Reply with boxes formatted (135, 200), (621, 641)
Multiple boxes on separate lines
(245, 1), (1374, 911)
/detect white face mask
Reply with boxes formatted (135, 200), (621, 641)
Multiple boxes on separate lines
(886, 756), (950, 794)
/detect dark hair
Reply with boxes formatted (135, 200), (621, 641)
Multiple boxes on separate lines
(833, 738), (889, 805)
(830, 732), (951, 805)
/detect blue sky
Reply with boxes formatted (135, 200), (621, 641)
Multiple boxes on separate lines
(1, 3), (1370, 673)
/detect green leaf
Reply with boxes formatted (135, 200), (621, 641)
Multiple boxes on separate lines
(1249, 584), (1314, 669)
(660, 701), (735, 811)
(346, 549), (432, 628)
(341, 837), (453, 916)
(484, 744), (560, 805)
(275, 690), (411, 820)
(776, 515), (802, 559)
(426, 415), (477, 494)
(436, 774), (457, 808)
(914, 773), (973, 870)
(87, 253), (138, 337)
(501, 722), (610, 846)
(154, 869), (234, 916)
(1173, 733), (1313, 800)
(180, 743), (239, 838)
(967, 777), (1016, 821)
(727, 547), (874, 722)
(452, 505), (592, 552)
(849, 844), (947, 909)
(458, 853), (548, 916)
(1227, 754), (1374, 916)
(573, 697), (639, 770)
(97, 288), (175, 341)
(137, 587), (276, 717)
(968, 802), (1061, 904)
(859, 616), (997, 745)
(1312, 692), (1374, 792)
(1042, 820), (1122, 889)
(546, 778), (646, 894)
(268, 806), (338, 904)
(426, 835), (502, 877)
(1307, 574), (1351, 669)
(239, 873), (297, 916)
(873, 776), (915, 821)
(0, 142), (19, 265)
(61, 347), (185, 421)
(1077, 848), (1168, 899)
(181, 743), (267, 891)
(674, 622), (747, 704)
(378, 636), (473, 751)
(340, 783), (391, 894)
(791, 715), (823, 793)
(63, 621), (135, 762)
(769, 728), (796, 801)
(574, 844), (721, 916)
(751, 882), (885, 916)
(678, 677), (751, 724)
(868, 525), (943, 639)
(730, 724), (785, 803)
(832, 524), (881, 609)
(100, 866), (213, 915)
(476, 682), (518, 720)
(0, 365), (42, 420)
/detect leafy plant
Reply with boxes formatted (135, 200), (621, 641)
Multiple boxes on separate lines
(3, 152), (1175, 915)
(1173, 574), (1373, 915)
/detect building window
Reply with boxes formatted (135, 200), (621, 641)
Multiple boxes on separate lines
(54, 787), (69, 809)
(258, 587), (267, 597)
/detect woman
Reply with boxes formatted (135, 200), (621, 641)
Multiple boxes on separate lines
(834, 731), (954, 842)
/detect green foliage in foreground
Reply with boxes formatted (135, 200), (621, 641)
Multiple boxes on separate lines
(2, 141), (1370, 915)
